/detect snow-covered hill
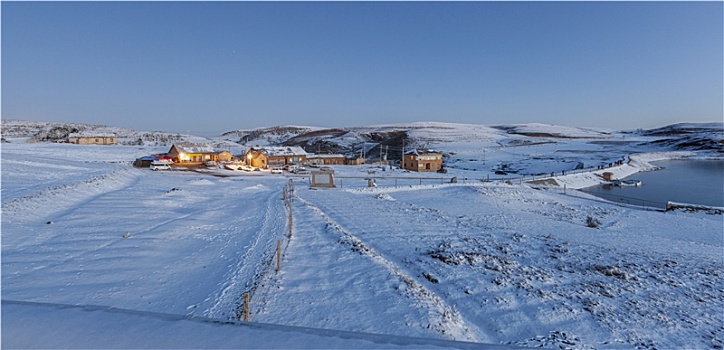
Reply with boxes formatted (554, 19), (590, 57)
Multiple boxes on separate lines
(4, 119), (722, 157)
(221, 125), (324, 146)
(0, 119), (247, 154)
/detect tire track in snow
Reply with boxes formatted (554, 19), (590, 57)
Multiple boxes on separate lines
(2, 167), (141, 224)
(294, 195), (487, 343)
(1, 168), (143, 251)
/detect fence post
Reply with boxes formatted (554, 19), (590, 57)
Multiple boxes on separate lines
(276, 240), (281, 272)
(243, 292), (250, 322)
(288, 201), (293, 238)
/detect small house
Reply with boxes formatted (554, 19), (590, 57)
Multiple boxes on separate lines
(345, 156), (365, 165)
(307, 154), (347, 166)
(244, 146), (308, 169)
(67, 133), (118, 145)
(168, 143), (222, 164)
(216, 151), (233, 162)
(402, 150), (443, 172)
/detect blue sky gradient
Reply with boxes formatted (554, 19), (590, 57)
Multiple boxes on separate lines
(3, 2), (722, 133)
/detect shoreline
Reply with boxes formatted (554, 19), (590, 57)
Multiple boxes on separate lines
(552, 151), (703, 190)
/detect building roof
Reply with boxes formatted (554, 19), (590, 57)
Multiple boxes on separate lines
(68, 132), (117, 138)
(253, 146), (308, 157)
(405, 149), (441, 156)
(307, 153), (346, 159)
(172, 143), (216, 154)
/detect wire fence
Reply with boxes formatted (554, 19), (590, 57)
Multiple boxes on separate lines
(237, 179), (295, 322)
(290, 159), (628, 190)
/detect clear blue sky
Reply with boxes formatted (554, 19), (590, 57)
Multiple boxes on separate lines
(3, 1), (722, 134)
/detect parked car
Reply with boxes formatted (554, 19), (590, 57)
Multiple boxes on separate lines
(150, 161), (172, 171)
(270, 167), (284, 174)
(294, 167), (310, 175)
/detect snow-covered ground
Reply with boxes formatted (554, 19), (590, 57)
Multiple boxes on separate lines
(2, 123), (722, 349)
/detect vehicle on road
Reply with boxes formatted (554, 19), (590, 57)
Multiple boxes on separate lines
(150, 161), (172, 171)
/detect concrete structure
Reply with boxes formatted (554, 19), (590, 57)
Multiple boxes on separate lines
(402, 150), (443, 172)
(310, 169), (335, 188)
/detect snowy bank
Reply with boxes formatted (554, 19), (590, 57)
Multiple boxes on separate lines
(553, 152), (696, 190)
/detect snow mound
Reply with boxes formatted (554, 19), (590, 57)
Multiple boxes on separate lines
(242, 184), (269, 191)
(376, 193), (396, 201)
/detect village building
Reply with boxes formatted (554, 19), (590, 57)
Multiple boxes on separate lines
(244, 146), (307, 169)
(216, 151), (233, 162)
(168, 143), (229, 164)
(307, 153), (347, 166)
(345, 156), (365, 165)
(401, 150), (443, 172)
(67, 133), (118, 145)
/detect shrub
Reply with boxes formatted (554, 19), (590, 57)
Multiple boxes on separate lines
(586, 216), (601, 228)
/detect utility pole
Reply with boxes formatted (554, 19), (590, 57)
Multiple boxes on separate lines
(401, 137), (405, 169)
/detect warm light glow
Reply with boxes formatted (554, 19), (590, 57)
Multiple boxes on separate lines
(247, 153), (252, 160)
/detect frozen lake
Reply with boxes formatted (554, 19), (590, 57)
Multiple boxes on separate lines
(582, 159), (724, 208)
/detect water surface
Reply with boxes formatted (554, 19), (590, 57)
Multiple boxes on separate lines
(582, 159), (724, 208)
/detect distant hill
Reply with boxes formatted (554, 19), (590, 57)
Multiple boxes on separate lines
(0, 119), (234, 149)
(639, 123), (724, 152)
(221, 125), (322, 146)
(3, 119), (722, 155)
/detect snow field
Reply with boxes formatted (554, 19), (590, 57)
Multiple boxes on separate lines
(258, 184), (723, 349)
(2, 136), (722, 349)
